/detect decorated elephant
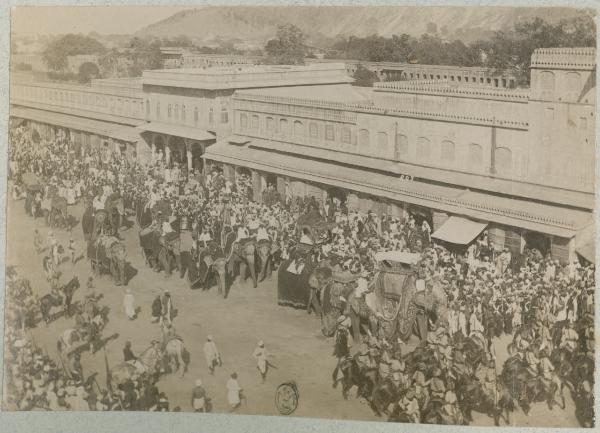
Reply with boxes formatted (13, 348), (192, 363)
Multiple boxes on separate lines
(104, 194), (125, 236)
(88, 235), (127, 285)
(256, 239), (280, 282)
(228, 238), (258, 288)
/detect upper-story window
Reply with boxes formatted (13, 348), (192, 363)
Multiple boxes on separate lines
(325, 124), (335, 141)
(266, 117), (275, 131)
(294, 120), (304, 136)
(309, 122), (319, 138)
(251, 114), (259, 130)
(377, 132), (388, 150)
(209, 108), (214, 125)
(174, 104), (179, 120)
(341, 127), (351, 144)
(194, 107), (199, 125)
(416, 137), (431, 160)
(540, 71), (555, 99)
(395, 134), (408, 159)
(279, 118), (289, 135)
(468, 143), (483, 168)
(240, 113), (248, 128)
(495, 147), (512, 175)
(145, 99), (150, 116)
(181, 105), (186, 121)
(156, 101), (161, 118)
(566, 72), (581, 102)
(221, 108), (228, 124)
(168, 104), (172, 119)
(441, 140), (455, 162)
(359, 129), (370, 147)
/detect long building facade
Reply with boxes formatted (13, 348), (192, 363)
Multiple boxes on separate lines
(9, 48), (596, 264)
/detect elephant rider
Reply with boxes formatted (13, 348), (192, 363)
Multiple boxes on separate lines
(398, 389), (420, 423)
(427, 367), (446, 400)
(560, 320), (579, 353)
(513, 331), (530, 360)
(256, 223), (270, 242)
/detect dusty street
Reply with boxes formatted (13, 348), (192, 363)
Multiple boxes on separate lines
(4, 196), (579, 426)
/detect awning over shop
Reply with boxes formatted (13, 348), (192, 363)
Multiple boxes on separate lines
(10, 107), (141, 143)
(203, 142), (590, 239)
(431, 216), (487, 244)
(136, 122), (215, 142)
(576, 241), (595, 263)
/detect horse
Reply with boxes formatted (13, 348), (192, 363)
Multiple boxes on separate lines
(110, 344), (165, 385)
(39, 276), (80, 323)
(164, 338), (190, 378)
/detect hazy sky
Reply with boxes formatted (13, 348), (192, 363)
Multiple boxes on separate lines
(12, 6), (192, 35)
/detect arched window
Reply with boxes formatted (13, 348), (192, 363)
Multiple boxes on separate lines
(341, 127), (351, 144)
(359, 129), (370, 147)
(251, 115), (259, 130)
(209, 108), (214, 125)
(395, 134), (408, 159)
(174, 104), (179, 120)
(540, 71), (555, 100)
(325, 124), (334, 141)
(377, 132), (388, 150)
(145, 99), (150, 116)
(167, 104), (172, 118)
(266, 117), (275, 131)
(220, 108), (228, 124)
(279, 118), (288, 135)
(495, 147), (512, 175)
(181, 104), (186, 121)
(416, 137), (431, 160)
(156, 101), (160, 118)
(441, 140), (455, 162)
(468, 143), (483, 168)
(294, 120), (304, 136)
(194, 107), (198, 125)
(566, 72), (581, 101)
(240, 113), (248, 128)
(309, 122), (318, 138)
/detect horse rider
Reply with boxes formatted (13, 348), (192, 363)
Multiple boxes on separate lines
(332, 315), (352, 388)
(481, 359), (498, 405)
(560, 320), (579, 353)
(524, 344), (541, 378)
(538, 348), (561, 405)
(427, 367), (446, 400)
(398, 389), (420, 423)
(123, 341), (144, 373)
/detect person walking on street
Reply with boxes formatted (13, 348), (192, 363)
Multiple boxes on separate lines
(226, 372), (243, 411)
(123, 288), (137, 320)
(191, 379), (207, 412)
(203, 335), (221, 375)
(253, 341), (271, 384)
(161, 290), (174, 326)
(68, 237), (77, 264)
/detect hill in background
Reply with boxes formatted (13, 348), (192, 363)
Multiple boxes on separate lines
(135, 5), (593, 48)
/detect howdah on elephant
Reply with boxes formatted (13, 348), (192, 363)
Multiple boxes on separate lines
(228, 239), (257, 288)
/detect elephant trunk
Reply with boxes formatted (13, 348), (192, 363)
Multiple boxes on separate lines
(246, 255), (257, 288)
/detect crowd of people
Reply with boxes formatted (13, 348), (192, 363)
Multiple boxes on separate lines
(4, 124), (595, 424)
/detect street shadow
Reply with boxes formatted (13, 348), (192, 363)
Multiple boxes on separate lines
(124, 263), (138, 285)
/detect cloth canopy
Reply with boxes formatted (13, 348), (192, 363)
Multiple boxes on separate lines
(137, 122), (215, 142)
(576, 241), (595, 264)
(431, 216), (487, 245)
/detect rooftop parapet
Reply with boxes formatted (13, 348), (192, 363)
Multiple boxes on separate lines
(374, 80), (530, 102)
(530, 47), (596, 70)
(142, 63), (352, 90)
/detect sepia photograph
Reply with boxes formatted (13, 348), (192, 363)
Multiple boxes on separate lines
(2, 3), (597, 430)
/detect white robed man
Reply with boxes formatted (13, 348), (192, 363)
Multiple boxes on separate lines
(203, 335), (222, 375)
(253, 340), (272, 383)
(123, 288), (137, 320)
